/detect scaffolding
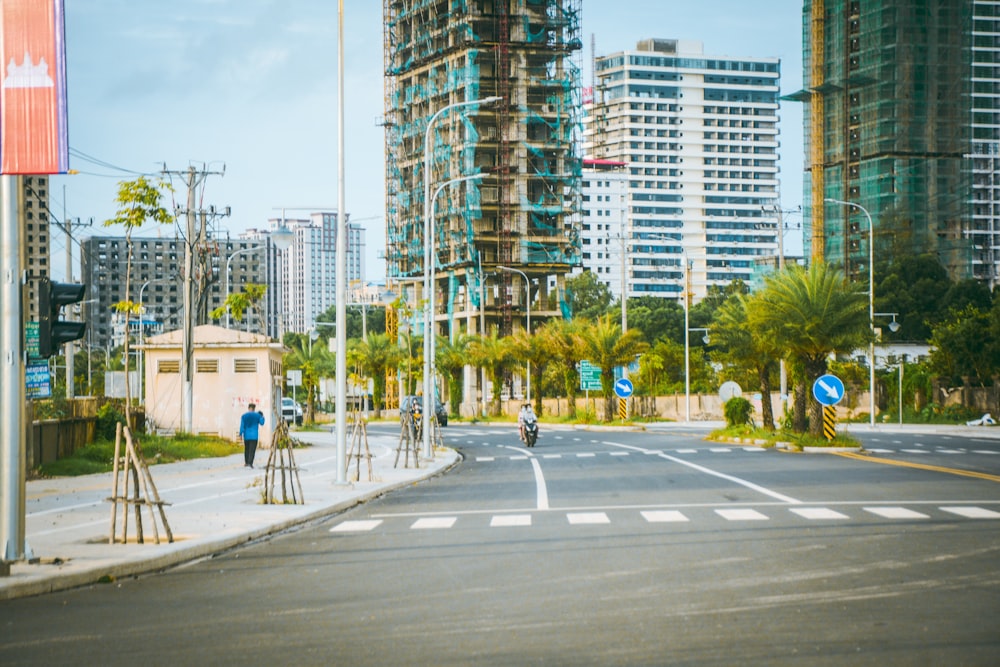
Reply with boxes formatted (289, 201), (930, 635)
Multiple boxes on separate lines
(383, 0), (583, 348)
(791, 0), (974, 281)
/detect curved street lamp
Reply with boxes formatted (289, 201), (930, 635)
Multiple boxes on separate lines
(825, 198), (876, 426)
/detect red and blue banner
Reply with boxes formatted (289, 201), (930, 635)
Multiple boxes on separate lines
(0, 0), (68, 174)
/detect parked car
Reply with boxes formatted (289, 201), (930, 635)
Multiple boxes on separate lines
(281, 397), (304, 425)
(400, 395), (448, 426)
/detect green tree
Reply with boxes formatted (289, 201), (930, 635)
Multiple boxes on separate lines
(346, 332), (398, 418)
(928, 305), (996, 385)
(535, 317), (586, 417)
(713, 293), (778, 430)
(578, 314), (649, 420)
(750, 263), (870, 436)
(565, 270), (614, 321)
(467, 329), (514, 416)
(211, 283), (268, 333)
(876, 253), (951, 342)
(104, 176), (174, 422)
(626, 296), (684, 345)
(284, 334), (334, 420)
(436, 334), (472, 418)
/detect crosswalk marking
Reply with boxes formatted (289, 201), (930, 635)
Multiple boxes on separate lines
(641, 510), (689, 523)
(330, 519), (383, 532)
(940, 506), (1000, 519)
(411, 517), (457, 529)
(332, 505), (1000, 534)
(790, 508), (849, 520)
(716, 509), (769, 521)
(490, 514), (532, 527)
(864, 507), (929, 519)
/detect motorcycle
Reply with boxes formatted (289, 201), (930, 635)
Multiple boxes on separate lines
(522, 415), (538, 448)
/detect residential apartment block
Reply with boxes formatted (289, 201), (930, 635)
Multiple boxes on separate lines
(584, 39), (781, 304)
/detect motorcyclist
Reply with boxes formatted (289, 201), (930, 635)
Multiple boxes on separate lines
(518, 403), (536, 442)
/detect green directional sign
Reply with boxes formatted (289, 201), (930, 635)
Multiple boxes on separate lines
(579, 360), (602, 391)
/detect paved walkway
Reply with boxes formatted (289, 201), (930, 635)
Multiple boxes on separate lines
(1, 428), (457, 600)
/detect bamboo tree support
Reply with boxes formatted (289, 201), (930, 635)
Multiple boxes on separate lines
(263, 417), (304, 504)
(394, 409), (420, 469)
(107, 422), (173, 544)
(346, 410), (373, 482)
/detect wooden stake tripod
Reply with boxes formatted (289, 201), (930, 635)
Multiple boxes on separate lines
(108, 422), (173, 545)
(346, 410), (373, 482)
(263, 417), (305, 504)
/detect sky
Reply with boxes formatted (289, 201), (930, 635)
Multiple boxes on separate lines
(52, 0), (805, 282)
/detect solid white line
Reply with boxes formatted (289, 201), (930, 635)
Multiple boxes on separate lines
(604, 442), (802, 505)
(530, 457), (550, 510)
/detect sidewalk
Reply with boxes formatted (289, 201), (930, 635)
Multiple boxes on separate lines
(0, 428), (457, 601)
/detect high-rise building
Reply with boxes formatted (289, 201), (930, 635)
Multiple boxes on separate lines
(272, 212), (364, 334)
(577, 159), (629, 301)
(382, 0), (583, 340)
(585, 39), (781, 303)
(80, 235), (284, 349)
(22, 175), (51, 322)
(793, 0), (997, 284)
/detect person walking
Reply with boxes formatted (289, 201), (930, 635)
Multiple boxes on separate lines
(239, 403), (265, 468)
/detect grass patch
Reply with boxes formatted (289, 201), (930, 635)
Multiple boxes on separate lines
(711, 424), (862, 449)
(37, 432), (240, 478)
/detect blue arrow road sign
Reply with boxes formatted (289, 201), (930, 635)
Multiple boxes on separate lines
(614, 378), (634, 399)
(812, 374), (845, 406)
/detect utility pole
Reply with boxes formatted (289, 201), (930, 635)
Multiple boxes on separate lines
(162, 164), (225, 433)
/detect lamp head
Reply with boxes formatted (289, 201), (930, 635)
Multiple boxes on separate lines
(888, 320), (901, 333)
(270, 225), (294, 251)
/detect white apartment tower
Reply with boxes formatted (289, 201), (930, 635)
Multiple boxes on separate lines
(584, 39), (781, 303)
(275, 213), (365, 334)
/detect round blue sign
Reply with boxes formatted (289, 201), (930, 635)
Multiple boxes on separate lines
(614, 378), (634, 399)
(812, 374), (845, 406)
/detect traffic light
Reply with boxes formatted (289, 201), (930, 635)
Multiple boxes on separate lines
(38, 277), (86, 358)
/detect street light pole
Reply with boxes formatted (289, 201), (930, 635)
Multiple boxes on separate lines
(498, 265), (531, 402)
(826, 198), (876, 427)
(423, 172), (487, 459)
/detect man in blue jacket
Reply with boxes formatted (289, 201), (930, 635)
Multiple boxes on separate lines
(239, 403), (266, 468)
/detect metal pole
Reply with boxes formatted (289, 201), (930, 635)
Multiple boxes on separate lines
(478, 251), (487, 418)
(1, 175), (28, 563)
(683, 253), (690, 422)
(335, 0), (347, 483)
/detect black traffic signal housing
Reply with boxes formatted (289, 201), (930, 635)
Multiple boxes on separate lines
(38, 277), (86, 358)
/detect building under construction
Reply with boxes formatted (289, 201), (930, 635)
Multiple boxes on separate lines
(791, 0), (994, 283)
(382, 0), (583, 394)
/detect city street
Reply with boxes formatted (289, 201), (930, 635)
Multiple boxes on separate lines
(1, 423), (998, 666)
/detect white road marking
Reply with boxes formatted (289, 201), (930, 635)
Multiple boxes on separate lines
(940, 506), (1000, 519)
(901, 449), (927, 454)
(675, 449), (698, 453)
(641, 510), (689, 523)
(577, 453), (596, 458)
(973, 450), (999, 455)
(530, 457), (549, 510)
(609, 452), (629, 456)
(716, 509), (769, 521)
(864, 507), (929, 519)
(476, 457), (495, 462)
(790, 508), (849, 520)
(605, 441), (803, 504)
(490, 514), (532, 527)
(936, 449), (964, 454)
(567, 512), (610, 524)
(710, 448), (732, 453)
(543, 454), (562, 459)
(330, 520), (383, 532)
(867, 449), (895, 453)
(411, 517), (457, 529)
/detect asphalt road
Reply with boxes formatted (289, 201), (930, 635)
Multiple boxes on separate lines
(1, 423), (998, 666)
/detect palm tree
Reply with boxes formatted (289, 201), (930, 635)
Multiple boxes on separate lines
(535, 318), (586, 418)
(578, 314), (649, 420)
(714, 293), (778, 430)
(436, 334), (472, 418)
(285, 335), (334, 422)
(508, 327), (552, 415)
(347, 332), (399, 418)
(466, 329), (513, 416)
(750, 263), (870, 436)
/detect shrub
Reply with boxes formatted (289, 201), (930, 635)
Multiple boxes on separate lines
(95, 402), (127, 441)
(724, 397), (753, 427)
